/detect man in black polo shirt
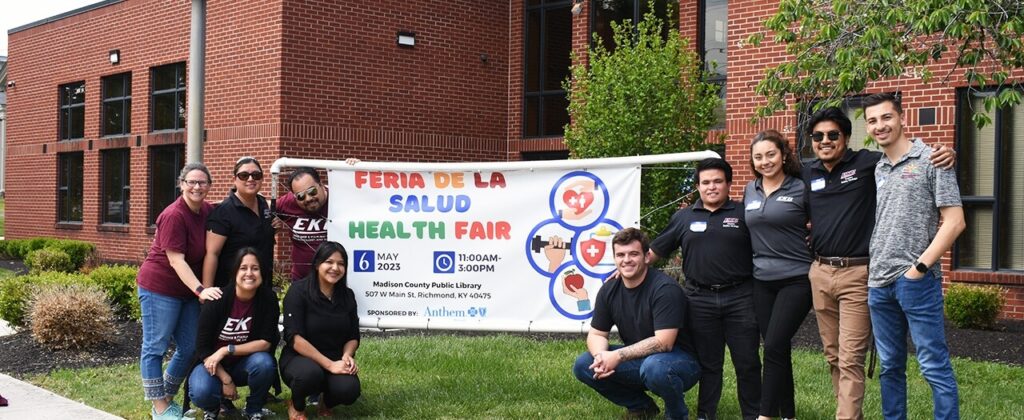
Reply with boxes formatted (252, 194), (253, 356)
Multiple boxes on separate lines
(803, 107), (955, 420)
(650, 158), (761, 420)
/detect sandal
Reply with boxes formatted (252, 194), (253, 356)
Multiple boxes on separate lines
(286, 399), (307, 420)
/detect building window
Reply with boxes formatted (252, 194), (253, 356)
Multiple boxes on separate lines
(700, 0), (726, 128)
(101, 73), (132, 136)
(797, 96), (881, 161)
(524, 1), (572, 138)
(149, 145), (185, 224)
(592, 0), (679, 51)
(956, 88), (1024, 271)
(57, 152), (84, 223)
(59, 82), (86, 140)
(151, 63), (186, 131)
(101, 149), (131, 224)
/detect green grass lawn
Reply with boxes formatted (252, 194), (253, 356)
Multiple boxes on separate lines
(28, 334), (1024, 419)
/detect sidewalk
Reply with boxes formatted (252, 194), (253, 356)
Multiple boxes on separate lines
(0, 319), (123, 419)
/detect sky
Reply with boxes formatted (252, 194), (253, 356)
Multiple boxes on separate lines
(1, 0), (99, 56)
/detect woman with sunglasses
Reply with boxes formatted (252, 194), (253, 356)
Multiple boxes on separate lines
(137, 163), (221, 420)
(188, 248), (279, 420)
(743, 130), (814, 420)
(203, 157), (275, 294)
(280, 241), (361, 420)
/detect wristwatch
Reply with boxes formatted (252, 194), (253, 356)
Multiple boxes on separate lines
(227, 344), (236, 355)
(194, 284), (205, 296)
(914, 260), (929, 273)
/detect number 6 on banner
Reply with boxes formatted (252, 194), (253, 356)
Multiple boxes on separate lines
(354, 250), (375, 272)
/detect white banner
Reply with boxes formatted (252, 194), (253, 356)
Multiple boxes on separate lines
(327, 164), (641, 332)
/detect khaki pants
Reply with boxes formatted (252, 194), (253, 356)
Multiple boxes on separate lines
(809, 261), (872, 420)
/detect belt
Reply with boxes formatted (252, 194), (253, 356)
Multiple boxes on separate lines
(691, 282), (742, 292)
(815, 255), (870, 268)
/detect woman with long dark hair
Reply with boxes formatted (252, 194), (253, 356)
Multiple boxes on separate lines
(279, 241), (361, 420)
(188, 247), (279, 420)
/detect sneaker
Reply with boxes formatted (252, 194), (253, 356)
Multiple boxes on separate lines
(246, 412), (264, 420)
(623, 403), (659, 419)
(219, 399), (240, 417)
(152, 402), (184, 420)
(202, 411), (218, 420)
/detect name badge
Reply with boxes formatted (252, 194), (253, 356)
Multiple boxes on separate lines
(689, 221), (707, 232)
(811, 177), (825, 191)
(745, 200), (762, 210)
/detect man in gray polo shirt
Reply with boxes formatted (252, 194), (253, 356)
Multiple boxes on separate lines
(863, 93), (965, 420)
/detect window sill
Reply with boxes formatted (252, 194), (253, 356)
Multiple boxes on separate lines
(55, 222), (84, 230)
(97, 224), (130, 233)
(146, 225), (157, 235)
(949, 269), (1024, 286)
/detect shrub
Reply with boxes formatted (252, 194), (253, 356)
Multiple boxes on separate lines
(0, 238), (96, 269)
(89, 264), (140, 320)
(50, 239), (96, 271)
(0, 272), (92, 327)
(25, 247), (75, 274)
(945, 284), (1005, 330)
(28, 283), (113, 350)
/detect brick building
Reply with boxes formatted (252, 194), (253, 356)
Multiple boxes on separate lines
(4, 0), (1022, 317)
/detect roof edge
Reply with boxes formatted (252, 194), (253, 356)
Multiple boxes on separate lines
(8, 0), (123, 35)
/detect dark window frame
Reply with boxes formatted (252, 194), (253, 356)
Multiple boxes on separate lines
(523, 0), (572, 138)
(57, 152), (84, 223)
(148, 144), (185, 225)
(589, 0), (679, 50)
(101, 73), (132, 137)
(101, 148), (131, 225)
(698, 0), (726, 129)
(954, 87), (1024, 273)
(150, 63), (186, 132)
(58, 82), (86, 141)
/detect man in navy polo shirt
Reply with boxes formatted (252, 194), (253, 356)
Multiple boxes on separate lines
(803, 107), (955, 420)
(650, 158), (761, 420)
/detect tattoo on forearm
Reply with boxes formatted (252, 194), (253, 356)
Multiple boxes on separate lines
(617, 336), (667, 361)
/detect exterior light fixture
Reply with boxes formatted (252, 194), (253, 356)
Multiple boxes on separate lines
(397, 31), (415, 48)
(571, 0), (584, 16)
(109, 49), (120, 64)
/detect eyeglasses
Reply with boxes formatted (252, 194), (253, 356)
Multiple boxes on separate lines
(235, 171), (264, 181)
(183, 179), (209, 188)
(811, 130), (842, 142)
(295, 185), (319, 202)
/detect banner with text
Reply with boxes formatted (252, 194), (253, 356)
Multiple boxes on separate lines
(327, 164), (640, 332)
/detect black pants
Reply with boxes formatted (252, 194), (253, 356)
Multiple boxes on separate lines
(280, 355), (360, 411)
(753, 276), (812, 418)
(685, 281), (762, 420)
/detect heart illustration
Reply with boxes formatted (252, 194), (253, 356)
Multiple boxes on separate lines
(562, 189), (595, 215)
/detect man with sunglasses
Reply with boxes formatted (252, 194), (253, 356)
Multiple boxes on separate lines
(276, 161), (357, 282)
(802, 106), (955, 420)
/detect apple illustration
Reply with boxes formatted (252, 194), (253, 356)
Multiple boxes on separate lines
(564, 269), (585, 291)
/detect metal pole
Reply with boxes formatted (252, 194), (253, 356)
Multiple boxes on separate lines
(186, 0), (206, 164)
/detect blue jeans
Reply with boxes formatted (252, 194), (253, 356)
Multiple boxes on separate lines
(139, 287), (200, 401)
(189, 351), (276, 415)
(868, 271), (959, 420)
(573, 346), (700, 419)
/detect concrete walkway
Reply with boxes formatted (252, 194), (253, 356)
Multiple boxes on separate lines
(0, 320), (124, 419)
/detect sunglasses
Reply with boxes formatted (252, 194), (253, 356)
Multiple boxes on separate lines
(183, 179), (209, 188)
(295, 185), (318, 202)
(235, 171), (264, 181)
(811, 130), (842, 142)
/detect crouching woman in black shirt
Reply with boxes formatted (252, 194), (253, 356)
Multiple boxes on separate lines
(188, 247), (280, 420)
(280, 241), (361, 420)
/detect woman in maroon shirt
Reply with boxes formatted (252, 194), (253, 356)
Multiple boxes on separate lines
(137, 163), (223, 420)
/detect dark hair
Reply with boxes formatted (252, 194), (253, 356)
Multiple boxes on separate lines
(229, 247), (262, 287)
(611, 227), (650, 254)
(233, 156), (263, 174)
(305, 241), (349, 286)
(807, 107), (852, 138)
(862, 92), (903, 115)
(288, 167), (321, 191)
(695, 158), (733, 184)
(750, 130), (801, 178)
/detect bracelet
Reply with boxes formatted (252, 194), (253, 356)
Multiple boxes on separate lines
(194, 284), (205, 296)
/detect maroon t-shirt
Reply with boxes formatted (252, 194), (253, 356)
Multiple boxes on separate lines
(215, 297), (255, 364)
(137, 197), (214, 298)
(277, 190), (329, 281)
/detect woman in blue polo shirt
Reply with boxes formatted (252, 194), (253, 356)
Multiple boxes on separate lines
(743, 129), (814, 420)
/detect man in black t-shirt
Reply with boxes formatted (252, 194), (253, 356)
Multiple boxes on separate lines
(572, 228), (699, 420)
(649, 158), (761, 420)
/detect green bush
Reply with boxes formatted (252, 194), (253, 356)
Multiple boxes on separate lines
(0, 238), (96, 268)
(0, 272), (92, 327)
(28, 282), (113, 350)
(49, 239), (96, 270)
(945, 284), (1005, 330)
(89, 264), (140, 320)
(25, 247), (75, 274)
